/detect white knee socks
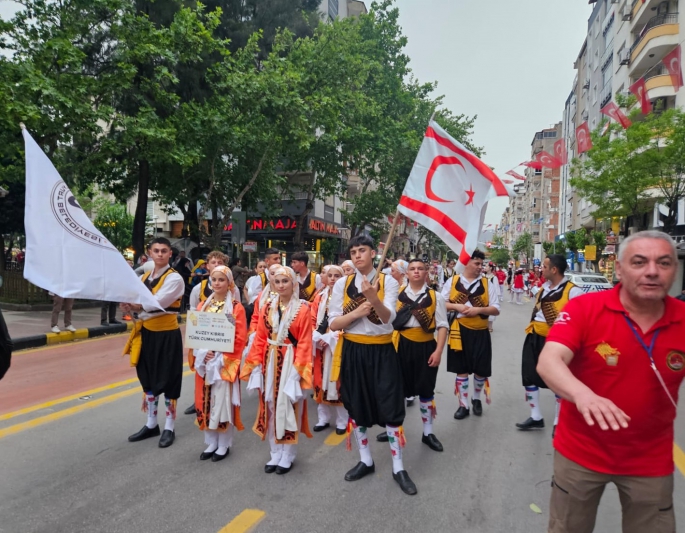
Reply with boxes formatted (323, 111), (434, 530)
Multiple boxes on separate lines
(525, 386), (542, 421)
(164, 397), (176, 431)
(144, 393), (158, 428)
(386, 426), (405, 474)
(352, 422), (373, 467)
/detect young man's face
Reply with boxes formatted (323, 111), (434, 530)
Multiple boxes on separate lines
(464, 257), (483, 278)
(407, 262), (427, 284)
(290, 259), (306, 274)
(265, 253), (281, 268)
(149, 244), (172, 267)
(349, 245), (375, 273)
(206, 257), (225, 273)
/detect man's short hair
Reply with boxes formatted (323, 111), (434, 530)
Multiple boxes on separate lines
(291, 251), (309, 265)
(348, 235), (375, 252)
(407, 258), (426, 268)
(206, 251), (228, 264)
(470, 249), (485, 261)
(148, 237), (171, 249)
(264, 247), (280, 258)
(547, 254), (568, 274)
(618, 230), (677, 261)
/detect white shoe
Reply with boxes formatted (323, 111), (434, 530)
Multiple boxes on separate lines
(50, 326), (60, 333)
(65, 325), (77, 332)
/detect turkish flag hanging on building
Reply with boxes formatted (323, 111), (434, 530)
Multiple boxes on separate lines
(505, 170), (526, 180)
(553, 139), (568, 165)
(534, 151), (562, 169)
(576, 122), (593, 154)
(601, 101), (632, 129)
(398, 120), (512, 268)
(663, 45), (684, 91)
(520, 160), (543, 169)
(629, 77), (651, 114)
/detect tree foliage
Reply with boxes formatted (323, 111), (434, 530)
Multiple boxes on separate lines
(93, 201), (135, 253)
(512, 232), (533, 265)
(489, 235), (510, 266)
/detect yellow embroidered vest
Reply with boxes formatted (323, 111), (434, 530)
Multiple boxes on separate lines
(449, 275), (489, 330)
(141, 267), (182, 313)
(525, 281), (576, 337)
(342, 273), (386, 325)
(299, 271), (318, 302)
(395, 286), (437, 333)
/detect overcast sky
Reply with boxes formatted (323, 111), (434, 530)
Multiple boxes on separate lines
(395, 0), (593, 225)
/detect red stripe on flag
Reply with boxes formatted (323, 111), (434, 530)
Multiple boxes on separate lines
(425, 127), (508, 197)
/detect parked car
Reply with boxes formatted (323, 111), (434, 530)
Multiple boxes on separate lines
(564, 272), (613, 293)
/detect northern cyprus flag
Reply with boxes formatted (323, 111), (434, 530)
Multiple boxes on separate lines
(22, 126), (161, 309)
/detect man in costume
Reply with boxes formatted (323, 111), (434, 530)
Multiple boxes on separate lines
(290, 251), (323, 303)
(441, 249), (500, 420)
(311, 265), (348, 434)
(244, 248), (282, 306)
(377, 259), (448, 451)
(484, 262), (501, 333)
(516, 254), (582, 432)
(192, 266), (247, 461)
(122, 237), (185, 448)
(329, 235), (417, 496)
(241, 266), (313, 475)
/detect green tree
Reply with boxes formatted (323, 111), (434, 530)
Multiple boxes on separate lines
(489, 235), (510, 266)
(93, 201), (135, 253)
(513, 232), (533, 265)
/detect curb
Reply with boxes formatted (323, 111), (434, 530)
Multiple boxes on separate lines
(12, 315), (186, 352)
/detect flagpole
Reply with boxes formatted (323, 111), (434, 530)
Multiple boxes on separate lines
(375, 208), (401, 277)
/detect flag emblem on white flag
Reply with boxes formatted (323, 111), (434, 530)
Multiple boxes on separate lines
(398, 121), (511, 268)
(22, 127), (161, 309)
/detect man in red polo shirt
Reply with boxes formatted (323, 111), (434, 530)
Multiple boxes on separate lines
(537, 230), (684, 533)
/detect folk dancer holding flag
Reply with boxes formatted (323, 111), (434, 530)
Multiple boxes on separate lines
(192, 266), (248, 462)
(515, 255), (582, 433)
(240, 266), (313, 475)
(122, 237), (185, 448)
(310, 265), (348, 434)
(442, 250), (500, 420)
(328, 236), (418, 496)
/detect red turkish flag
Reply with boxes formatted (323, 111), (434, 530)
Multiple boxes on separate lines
(576, 122), (593, 154)
(553, 139), (568, 165)
(505, 170), (526, 180)
(629, 77), (651, 115)
(601, 101), (632, 129)
(663, 45), (684, 91)
(534, 151), (562, 169)
(520, 160), (543, 169)
(398, 120), (511, 268)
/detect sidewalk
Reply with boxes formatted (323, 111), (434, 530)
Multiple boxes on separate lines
(4, 306), (121, 339)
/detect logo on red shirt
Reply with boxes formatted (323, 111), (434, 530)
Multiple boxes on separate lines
(554, 311), (571, 324)
(666, 351), (684, 372)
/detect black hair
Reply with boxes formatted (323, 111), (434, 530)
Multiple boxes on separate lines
(547, 254), (568, 274)
(347, 234), (375, 252)
(264, 247), (280, 257)
(291, 251), (309, 265)
(470, 249), (485, 261)
(148, 237), (172, 248)
(229, 257), (241, 268)
(407, 258), (426, 267)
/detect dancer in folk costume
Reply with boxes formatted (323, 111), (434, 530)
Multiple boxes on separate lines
(441, 249), (500, 420)
(240, 266), (313, 475)
(484, 262), (501, 332)
(192, 266), (248, 461)
(341, 260), (355, 276)
(310, 265), (348, 434)
(510, 269), (525, 304)
(329, 235), (417, 496)
(243, 263), (281, 359)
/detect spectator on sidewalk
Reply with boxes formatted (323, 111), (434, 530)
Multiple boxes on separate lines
(101, 301), (122, 327)
(230, 257), (250, 302)
(0, 275), (12, 379)
(50, 294), (76, 333)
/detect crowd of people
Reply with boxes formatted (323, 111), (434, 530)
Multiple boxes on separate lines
(115, 231), (684, 531)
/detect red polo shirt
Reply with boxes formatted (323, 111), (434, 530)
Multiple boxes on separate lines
(547, 284), (685, 476)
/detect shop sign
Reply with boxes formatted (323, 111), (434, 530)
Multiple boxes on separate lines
(224, 216), (297, 233)
(308, 217), (339, 235)
(243, 241), (257, 252)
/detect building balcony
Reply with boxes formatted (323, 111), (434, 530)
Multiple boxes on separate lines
(631, 0), (671, 28)
(644, 65), (677, 100)
(630, 13), (679, 76)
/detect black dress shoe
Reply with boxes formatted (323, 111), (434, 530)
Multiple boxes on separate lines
(335, 427), (346, 435)
(472, 399), (483, 416)
(128, 425), (160, 442)
(421, 433), (444, 452)
(184, 404), (196, 415)
(109, 319), (123, 325)
(344, 461), (375, 481)
(313, 423), (330, 432)
(158, 429), (175, 448)
(516, 417), (545, 430)
(100, 321), (110, 327)
(200, 450), (215, 460)
(275, 462), (293, 475)
(453, 406), (470, 420)
(264, 464), (277, 474)
(212, 448), (229, 462)
(392, 470), (418, 495)
(376, 431), (389, 442)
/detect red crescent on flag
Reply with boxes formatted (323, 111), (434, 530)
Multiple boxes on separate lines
(425, 155), (464, 203)
(425, 127), (509, 196)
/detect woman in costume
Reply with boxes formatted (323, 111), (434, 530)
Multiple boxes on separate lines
(311, 265), (348, 434)
(511, 269), (525, 305)
(390, 260), (408, 288)
(241, 266), (313, 475)
(192, 266), (247, 462)
(341, 260), (355, 276)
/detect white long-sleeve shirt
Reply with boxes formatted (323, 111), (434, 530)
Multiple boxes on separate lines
(532, 280), (584, 323)
(139, 264), (185, 320)
(245, 272), (268, 305)
(296, 269), (323, 292)
(400, 283), (449, 330)
(441, 274), (501, 319)
(329, 270), (399, 335)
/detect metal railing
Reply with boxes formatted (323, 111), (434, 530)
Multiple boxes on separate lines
(630, 13), (679, 55)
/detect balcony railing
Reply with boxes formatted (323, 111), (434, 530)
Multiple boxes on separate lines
(645, 63), (667, 81)
(600, 83), (613, 108)
(630, 13), (679, 55)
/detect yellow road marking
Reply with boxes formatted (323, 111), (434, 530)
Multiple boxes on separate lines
(324, 431), (347, 446)
(0, 369), (193, 440)
(675, 443), (685, 478)
(218, 509), (265, 533)
(0, 363), (190, 421)
(14, 331), (129, 355)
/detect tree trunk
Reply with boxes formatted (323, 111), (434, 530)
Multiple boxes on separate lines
(188, 198), (199, 243)
(132, 159), (150, 261)
(293, 198), (314, 251)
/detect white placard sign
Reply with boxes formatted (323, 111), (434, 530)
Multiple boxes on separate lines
(185, 311), (235, 352)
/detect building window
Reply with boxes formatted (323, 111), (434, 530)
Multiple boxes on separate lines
(328, 0), (338, 20)
(534, 168), (542, 176)
(542, 131), (557, 138)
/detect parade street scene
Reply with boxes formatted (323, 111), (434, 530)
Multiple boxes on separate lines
(1, 1), (685, 533)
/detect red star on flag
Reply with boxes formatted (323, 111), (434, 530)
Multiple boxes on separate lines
(465, 184), (475, 205)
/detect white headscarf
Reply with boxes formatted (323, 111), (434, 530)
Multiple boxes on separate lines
(200, 265), (234, 314)
(392, 260), (408, 276)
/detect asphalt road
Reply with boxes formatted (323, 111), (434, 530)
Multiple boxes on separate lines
(1, 296), (683, 533)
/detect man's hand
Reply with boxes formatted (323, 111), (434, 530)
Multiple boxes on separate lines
(427, 350), (441, 367)
(355, 301), (373, 318)
(120, 303), (131, 313)
(361, 277), (380, 304)
(460, 306), (480, 318)
(574, 390), (630, 431)
(203, 351), (215, 364)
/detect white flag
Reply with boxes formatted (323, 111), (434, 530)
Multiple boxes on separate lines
(22, 127), (162, 309)
(398, 120), (512, 269)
